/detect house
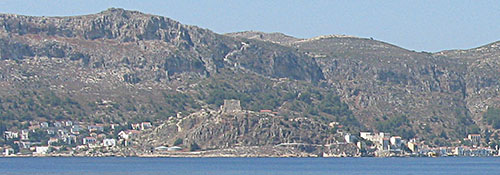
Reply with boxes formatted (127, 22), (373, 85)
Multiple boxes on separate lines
(71, 125), (83, 134)
(141, 122), (152, 130)
(344, 133), (356, 143)
(118, 130), (140, 140)
(103, 139), (116, 147)
(390, 136), (402, 148)
(35, 146), (50, 154)
(83, 137), (97, 145)
(408, 142), (418, 153)
(360, 132), (391, 147)
(63, 135), (77, 145)
(4, 147), (14, 155)
(40, 122), (49, 128)
(53, 121), (63, 128)
(4, 131), (19, 140)
(88, 125), (104, 132)
(20, 130), (29, 140)
(360, 132), (373, 140)
(468, 134), (481, 145)
(48, 138), (59, 146)
(131, 123), (141, 130)
(46, 128), (56, 135)
(64, 121), (73, 127)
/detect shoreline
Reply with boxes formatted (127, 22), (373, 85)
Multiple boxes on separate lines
(1, 153), (497, 158)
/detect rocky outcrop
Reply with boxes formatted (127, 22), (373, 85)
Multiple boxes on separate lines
(142, 109), (336, 150)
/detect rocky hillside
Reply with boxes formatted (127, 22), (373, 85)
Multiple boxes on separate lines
(436, 42), (500, 126)
(142, 107), (335, 149)
(1, 9), (499, 146)
(0, 8), (326, 125)
(229, 32), (478, 141)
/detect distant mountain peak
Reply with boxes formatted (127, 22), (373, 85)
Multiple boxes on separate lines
(102, 7), (127, 13)
(98, 7), (135, 14)
(296, 34), (360, 43)
(225, 31), (301, 45)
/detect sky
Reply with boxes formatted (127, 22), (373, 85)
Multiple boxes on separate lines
(0, 0), (499, 52)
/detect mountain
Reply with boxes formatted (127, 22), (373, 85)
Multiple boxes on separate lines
(228, 32), (478, 141)
(0, 8), (324, 123)
(436, 42), (500, 128)
(1, 9), (499, 148)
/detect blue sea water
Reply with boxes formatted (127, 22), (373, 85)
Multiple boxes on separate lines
(0, 157), (499, 175)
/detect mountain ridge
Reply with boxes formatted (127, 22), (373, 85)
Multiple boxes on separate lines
(1, 9), (500, 148)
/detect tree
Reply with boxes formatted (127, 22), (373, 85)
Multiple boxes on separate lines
(173, 138), (183, 146)
(439, 131), (448, 139)
(190, 142), (200, 151)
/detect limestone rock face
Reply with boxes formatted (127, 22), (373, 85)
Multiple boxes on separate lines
(0, 8), (324, 82)
(142, 109), (336, 150)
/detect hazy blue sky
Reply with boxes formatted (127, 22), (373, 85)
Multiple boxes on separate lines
(0, 0), (498, 52)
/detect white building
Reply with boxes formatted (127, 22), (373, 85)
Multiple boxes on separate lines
(118, 130), (140, 140)
(468, 134), (481, 145)
(408, 142), (418, 153)
(390, 136), (402, 148)
(20, 130), (29, 140)
(360, 132), (373, 140)
(4, 131), (19, 140)
(345, 133), (356, 143)
(360, 132), (391, 148)
(4, 148), (14, 155)
(40, 122), (49, 128)
(141, 122), (152, 130)
(103, 139), (116, 147)
(35, 146), (50, 154)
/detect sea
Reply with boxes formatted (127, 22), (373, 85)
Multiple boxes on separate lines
(0, 157), (499, 175)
